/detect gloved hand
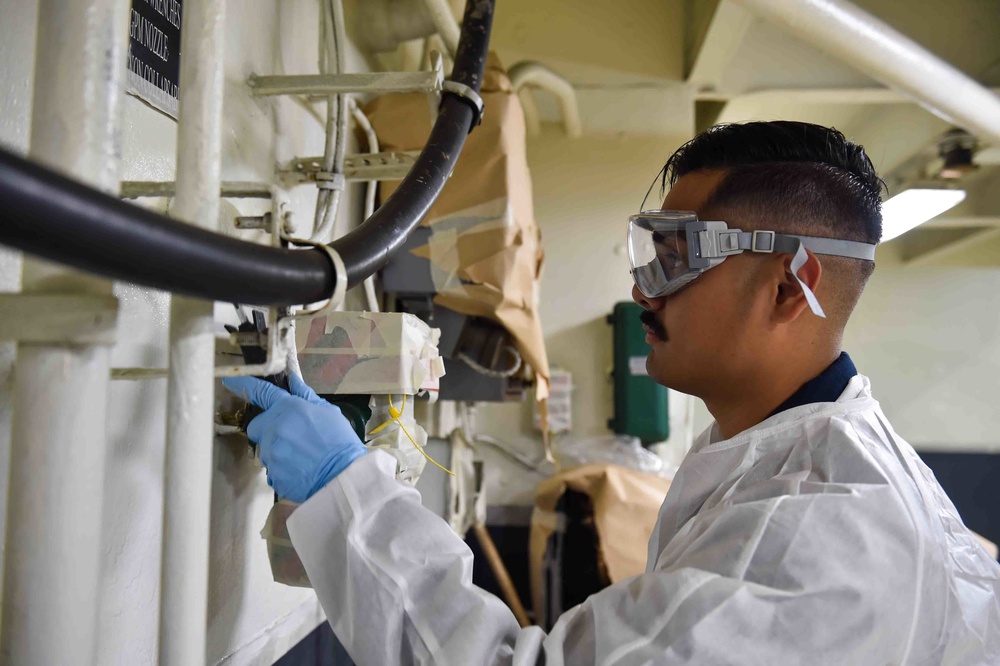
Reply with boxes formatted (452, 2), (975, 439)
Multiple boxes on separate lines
(222, 373), (367, 503)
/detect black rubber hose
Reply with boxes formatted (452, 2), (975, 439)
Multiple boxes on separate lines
(0, 0), (494, 305)
(0, 148), (336, 305)
(332, 0), (493, 286)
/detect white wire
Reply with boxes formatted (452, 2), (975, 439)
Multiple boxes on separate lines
(286, 319), (302, 377)
(310, 0), (349, 244)
(349, 98), (382, 313)
(349, 99), (379, 220)
(458, 346), (523, 379)
(312, 4), (334, 233)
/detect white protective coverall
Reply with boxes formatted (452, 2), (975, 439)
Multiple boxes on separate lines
(287, 375), (1000, 664)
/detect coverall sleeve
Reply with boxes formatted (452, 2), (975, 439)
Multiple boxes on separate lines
(287, 450), (915, 665)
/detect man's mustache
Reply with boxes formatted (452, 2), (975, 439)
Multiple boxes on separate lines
(639, 309), (667, 342)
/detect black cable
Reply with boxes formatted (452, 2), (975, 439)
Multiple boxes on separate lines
(0, 0), (494, 305)
(0, 149), (335, 305)
(331, 0), (493, 286)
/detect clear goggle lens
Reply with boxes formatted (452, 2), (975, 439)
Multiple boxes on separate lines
(628, 213), (696, 298)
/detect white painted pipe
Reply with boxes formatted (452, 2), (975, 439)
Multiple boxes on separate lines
(358, 0), (437, 54)
(159, 0), (227, 664)
(0, 0), (126, 663)
(358, 0), (458, 56)
(730, 0), (1000, 146)
(517, 88), (543, 137)
(508, 62), (583, 138)
(421, 0), (460, 57)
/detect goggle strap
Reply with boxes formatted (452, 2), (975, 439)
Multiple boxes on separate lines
(726, 232), (839, 317)
(736, 232), (877, 261)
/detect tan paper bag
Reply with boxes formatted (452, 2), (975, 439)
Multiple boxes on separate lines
(364, 54), (550, 399)
(529, 464), (672, 623)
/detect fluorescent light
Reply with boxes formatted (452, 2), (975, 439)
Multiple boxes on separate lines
(881, 188), (966, 241)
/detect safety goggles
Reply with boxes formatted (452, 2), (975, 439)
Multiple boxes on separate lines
(628, 211), (877, 317)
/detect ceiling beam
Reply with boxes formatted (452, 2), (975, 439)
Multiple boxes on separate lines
(902, 227), (1000, 267)
(922, 216), (1000, 230)
(686, 1), (755, 93)
(699, 87), (1000, 105)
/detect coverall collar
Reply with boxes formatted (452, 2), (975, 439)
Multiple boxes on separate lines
(769, 352), (858, 418)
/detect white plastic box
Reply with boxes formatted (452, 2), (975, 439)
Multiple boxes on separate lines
(297, 311), (445, 395)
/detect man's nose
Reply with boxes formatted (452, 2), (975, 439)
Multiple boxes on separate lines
(632, 283), (656, 310)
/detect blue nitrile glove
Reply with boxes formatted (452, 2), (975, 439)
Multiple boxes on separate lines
(222, 373), (367, 503)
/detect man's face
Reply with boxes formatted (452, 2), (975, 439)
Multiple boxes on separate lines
(631, 170), (765, 396)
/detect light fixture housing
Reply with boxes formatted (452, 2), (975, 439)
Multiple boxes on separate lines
(881, 187), (966, 242)
(936, 128), (979, 180)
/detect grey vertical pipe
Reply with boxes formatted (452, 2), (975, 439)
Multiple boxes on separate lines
(0, 0), (127, 663)
(158, 0), (227, 664)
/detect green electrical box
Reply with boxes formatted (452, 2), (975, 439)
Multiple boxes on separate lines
(608, 301), (669, 445)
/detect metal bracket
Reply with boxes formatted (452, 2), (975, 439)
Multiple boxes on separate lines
(0, 294), (119, 345)
(316, 172), (346, 191)
(247, 68), (444, 98)
(121, 181), (274, 199)
(113, 316), (293, 381)
(279, 150), (423, 186)
(114, 185), (301, 381)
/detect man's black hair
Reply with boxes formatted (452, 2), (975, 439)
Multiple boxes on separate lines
(663, 121), (885, 246)
(660, 121), (885, 322)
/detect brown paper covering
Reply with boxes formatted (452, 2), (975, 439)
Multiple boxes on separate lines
(529, 464), (672, 621)
(363, 54), (550, 399)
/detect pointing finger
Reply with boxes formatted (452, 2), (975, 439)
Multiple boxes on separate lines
(288, 372), (324, 405)
(222, 376), (288, 410)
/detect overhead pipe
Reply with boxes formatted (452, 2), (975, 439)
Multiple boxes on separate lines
(357, 0), (439, 53)
(730, 0), (1000, 146)
(0, 0), (494, 304)
(0, 1), (127, 664)
(421, 0), (461, 57)
(508, 61), (583, 138)
(516, 86), (543, 136)
(358, 0), (461, 57)
(158, 0), (227, 664)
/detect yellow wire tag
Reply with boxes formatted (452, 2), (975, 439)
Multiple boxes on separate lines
(366, 394), (455, 477)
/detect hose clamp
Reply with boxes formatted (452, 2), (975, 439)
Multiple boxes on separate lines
(441, 81), (485, 132)
(277, 238), (347, 320)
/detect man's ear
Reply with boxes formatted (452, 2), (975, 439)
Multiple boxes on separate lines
(773, 249), (822, 323)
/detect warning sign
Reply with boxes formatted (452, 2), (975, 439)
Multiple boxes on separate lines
(126, 0), (182, 118)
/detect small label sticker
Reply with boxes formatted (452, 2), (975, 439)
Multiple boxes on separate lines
(629, 356), (648, 376)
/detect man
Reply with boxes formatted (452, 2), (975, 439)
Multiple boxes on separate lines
(225, 121), (1000, 664)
